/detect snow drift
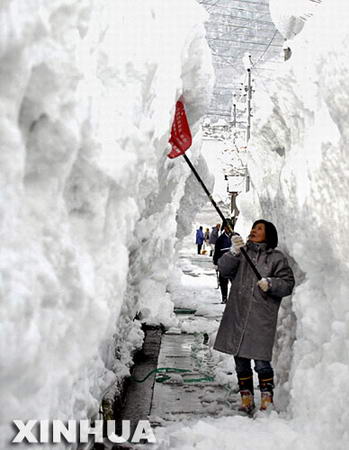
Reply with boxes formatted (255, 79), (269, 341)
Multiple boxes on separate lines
(238, 0), (349, 446)
(153, 1), (349, 449)
(0, 0), (213, 446)
(269, 0), (322, 39)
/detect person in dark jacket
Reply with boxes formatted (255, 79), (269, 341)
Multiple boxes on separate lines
(214, 220), (295, 413)
(203, 227), (210, 254)
(213, 221), (232, 303)
(195, 226), (204, 255)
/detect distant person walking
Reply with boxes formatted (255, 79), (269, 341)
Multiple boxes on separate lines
(213, 221), (233, 303)
(209, 223), (220, 257)
(195, 226), (204, 255)
(203, 228), (210, 253)
(214, 220), (295, 414)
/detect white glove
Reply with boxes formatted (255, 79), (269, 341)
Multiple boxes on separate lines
(257, 277), (271, 292)
(213, 264), (218, 270)
(230, 235), (245, 255)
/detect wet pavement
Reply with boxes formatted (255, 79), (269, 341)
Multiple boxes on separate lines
(112, 216), (241, 448)
(150, 332), (239, 425)
(148, 241), (241, 430)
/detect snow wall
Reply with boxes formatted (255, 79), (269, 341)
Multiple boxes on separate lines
(269, 0), (322, 39)
(237, 0), (349, 446)
(0, 0), (213, 446)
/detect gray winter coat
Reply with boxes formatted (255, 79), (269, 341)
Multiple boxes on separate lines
(214, 241), (295, 361)
(209, 226), (219, 245)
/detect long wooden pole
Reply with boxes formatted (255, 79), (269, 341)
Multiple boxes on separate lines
(182, 153), (262, 280)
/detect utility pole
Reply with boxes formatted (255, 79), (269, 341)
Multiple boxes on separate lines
(246, 68), (252, 144)
(230, 192), (239, 226)
(231, 101), (237, 127)
(245, 67), (252, 192)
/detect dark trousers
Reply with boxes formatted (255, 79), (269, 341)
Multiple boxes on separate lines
(197, 244), (203, 254)
(219, 274), (229, 302)
(234, 356), (273, 376)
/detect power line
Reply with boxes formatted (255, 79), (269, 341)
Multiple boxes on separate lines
(206, 21), (277, 31)
(205, 112), (232, 118)
(200, 1), (268, 12)
(214, 86), (246, 91)
(199, 0), (268, 6)
(214, 86), (245, 90)
(211, 46), (280, 56)
(201, 0), (222, 13)
(203, 4), (268, 14)
(206, 29), (284, 42)
(226, 0), (268, 6)
(198, 0), (282, 125)
(260, 60), (284, 64)
(253, 67), (276, 71)
(207, 36), (283, 47)
(252, 29), (278, 68)
(207, 109), (231, 114)
(210, 12), (274, 25)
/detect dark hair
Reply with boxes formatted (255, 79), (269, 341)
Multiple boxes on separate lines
(252, 219), (278, 249)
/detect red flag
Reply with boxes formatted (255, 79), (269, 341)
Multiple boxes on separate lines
(167, 100), (192, 158)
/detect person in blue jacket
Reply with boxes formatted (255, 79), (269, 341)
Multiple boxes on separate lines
(195, 226), (204, 254)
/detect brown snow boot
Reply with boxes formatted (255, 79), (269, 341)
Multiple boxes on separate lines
(237, 373), (255, 414)
(259, 373), (274, 411)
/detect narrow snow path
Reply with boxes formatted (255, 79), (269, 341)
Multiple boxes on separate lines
(149, 247), (241, 428)
(147, 206), (324, 450)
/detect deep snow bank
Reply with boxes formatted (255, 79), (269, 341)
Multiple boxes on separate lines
(269, 0), (322, 39)
(152, 2), (349, 449)
(0, 0), (213, 445)
(238, 0), (349, 446)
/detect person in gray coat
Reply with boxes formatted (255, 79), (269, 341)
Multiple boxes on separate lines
(214, 219), (295, 413)
(208, 223), (220, 256)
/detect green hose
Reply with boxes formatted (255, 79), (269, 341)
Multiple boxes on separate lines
(130, 367), (214, 384)
(181, 375), (214, 383)
(173, 307), (197, 314)
(131, 367), (191, 383)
